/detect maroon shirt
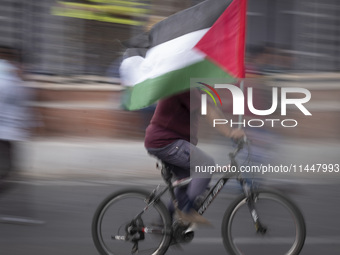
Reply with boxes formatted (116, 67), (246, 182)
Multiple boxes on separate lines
(144, 90), (200, 148)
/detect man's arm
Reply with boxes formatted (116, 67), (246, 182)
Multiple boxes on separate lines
(205, 101), (245, 139)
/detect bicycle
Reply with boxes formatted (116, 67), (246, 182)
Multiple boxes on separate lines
(92, 139), (306, 255)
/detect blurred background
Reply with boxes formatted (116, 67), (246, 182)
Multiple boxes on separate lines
(0, 0), (339, 254)
(0, 0), (338, 139)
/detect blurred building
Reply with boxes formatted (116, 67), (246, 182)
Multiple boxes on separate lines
(0, 0), (339, 76)
(247, 0), (340, 72)
(0, 0), (338, 140)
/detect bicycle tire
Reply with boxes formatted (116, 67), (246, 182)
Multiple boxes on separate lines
(92, 189), (172, 255)
(222, 189), (306, 255)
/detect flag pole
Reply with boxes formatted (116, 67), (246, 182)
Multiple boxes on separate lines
(238, 79), (244, 129)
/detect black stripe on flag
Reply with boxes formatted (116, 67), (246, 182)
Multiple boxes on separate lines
(123, 0), (232, 58)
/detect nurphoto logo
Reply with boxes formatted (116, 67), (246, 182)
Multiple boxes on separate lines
(199, 83), (312, 128)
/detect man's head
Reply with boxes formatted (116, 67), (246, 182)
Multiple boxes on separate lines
(0, 46), (22, 63)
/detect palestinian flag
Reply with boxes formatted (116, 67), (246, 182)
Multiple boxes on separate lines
(120, 0), (247, 110)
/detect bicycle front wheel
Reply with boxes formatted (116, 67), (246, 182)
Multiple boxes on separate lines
(92, 189), (172, 255)
(222, 190), (306, 255)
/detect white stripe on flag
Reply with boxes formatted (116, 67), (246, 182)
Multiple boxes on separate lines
(120, 28), (209, 86)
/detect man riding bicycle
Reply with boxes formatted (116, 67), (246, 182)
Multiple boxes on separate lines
(144, 89), (245, 224)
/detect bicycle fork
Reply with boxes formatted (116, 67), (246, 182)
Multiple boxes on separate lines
(242, 180), (267, 234)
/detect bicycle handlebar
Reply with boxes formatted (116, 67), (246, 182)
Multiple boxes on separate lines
(230, 136), (248, 157)
(227, 136), (251, 182)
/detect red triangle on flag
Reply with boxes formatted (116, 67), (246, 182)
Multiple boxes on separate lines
(195, 0), (247, 79)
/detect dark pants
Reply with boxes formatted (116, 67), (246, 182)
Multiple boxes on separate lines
(0, 140), (12, 179)
(147, 140), (214, 214)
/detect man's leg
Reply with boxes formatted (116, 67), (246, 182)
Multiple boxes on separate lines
(183, 142), (214, 213)
(0, 140), (12, 179)
(147, 140), (214, 214)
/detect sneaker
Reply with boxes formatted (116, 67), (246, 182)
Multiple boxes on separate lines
(176, 209), (211, 225)
(170, 221), (194, 247)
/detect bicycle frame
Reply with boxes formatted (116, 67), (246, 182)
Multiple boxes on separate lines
(138, 142), (243, 218)
(137, 172), (233, 219)
(93, 138), (306, 255)
(196, 176), (231, 215)
(196, 145), (242, 216)
(135, 140), (266, 234)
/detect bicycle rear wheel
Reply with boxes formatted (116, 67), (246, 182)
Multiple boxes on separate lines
(92, 189), (172, 255)
(222, 190), (306, 255)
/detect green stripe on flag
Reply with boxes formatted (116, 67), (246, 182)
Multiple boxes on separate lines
(122, 59), (236, 110)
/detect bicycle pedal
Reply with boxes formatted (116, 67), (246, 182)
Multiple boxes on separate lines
(184, 225), (196, 234)
(182, 230), (194, 243)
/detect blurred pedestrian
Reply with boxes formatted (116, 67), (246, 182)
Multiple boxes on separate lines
(0, 46), (36, 179)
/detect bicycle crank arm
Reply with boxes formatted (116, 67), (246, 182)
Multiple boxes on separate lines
(141, 227), (168, 234)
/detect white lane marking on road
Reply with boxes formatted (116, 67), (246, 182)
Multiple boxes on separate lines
(5, 179), (161, 187)
(192, 237), (340, 245)
(0, 215), (45, 225)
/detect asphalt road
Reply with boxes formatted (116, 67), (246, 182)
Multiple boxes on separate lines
(0, 177), (339, 255)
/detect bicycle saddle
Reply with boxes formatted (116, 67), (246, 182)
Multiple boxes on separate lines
(159, 162), (192, 187)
